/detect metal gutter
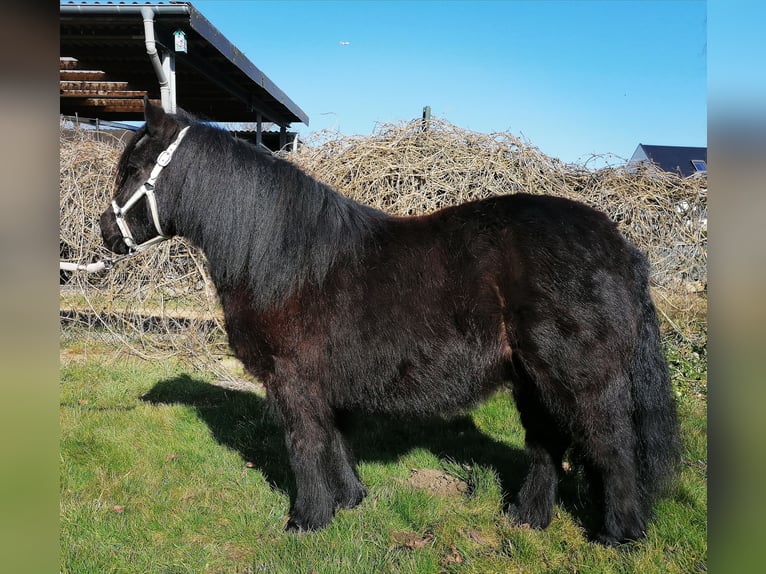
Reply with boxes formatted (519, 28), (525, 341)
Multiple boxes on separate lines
(60, 2), (190, 17)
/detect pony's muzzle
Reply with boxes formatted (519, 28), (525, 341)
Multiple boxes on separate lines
(99, 209), (130, 254)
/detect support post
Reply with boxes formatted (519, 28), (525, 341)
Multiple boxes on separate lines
(421, 105), (431, 132)
(161, 50), (177, 113)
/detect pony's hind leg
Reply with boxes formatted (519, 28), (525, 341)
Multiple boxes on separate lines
(512, 441), (566, 529)
(575, 383), (646, 545)
(509, 368), (569, 529)
(510, 410), (568, 529)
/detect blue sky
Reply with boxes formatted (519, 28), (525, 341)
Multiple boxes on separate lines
(192, 0), (707, 166)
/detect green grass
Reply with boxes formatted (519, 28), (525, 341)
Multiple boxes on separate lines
(60, 350), (706, 573)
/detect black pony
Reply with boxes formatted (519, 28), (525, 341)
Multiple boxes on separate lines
(100, 101), (680, 544)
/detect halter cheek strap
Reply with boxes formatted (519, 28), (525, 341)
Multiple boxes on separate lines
(111, 125), (190, 252)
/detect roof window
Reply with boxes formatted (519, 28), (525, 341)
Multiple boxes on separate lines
(691, 159), (707, 172)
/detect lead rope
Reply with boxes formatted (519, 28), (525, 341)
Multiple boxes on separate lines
(59, 252), (135, 274)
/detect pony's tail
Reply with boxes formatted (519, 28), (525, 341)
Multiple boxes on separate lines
(630, 252), (682, 514)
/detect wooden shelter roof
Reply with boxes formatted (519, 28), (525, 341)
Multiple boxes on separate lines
(60, 1), (309, 127)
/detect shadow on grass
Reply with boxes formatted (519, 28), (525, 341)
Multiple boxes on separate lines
(142, 374), (599, 533)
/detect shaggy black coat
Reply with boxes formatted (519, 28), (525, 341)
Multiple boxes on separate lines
(100, 101), (681, 544)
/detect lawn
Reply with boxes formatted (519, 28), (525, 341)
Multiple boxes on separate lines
(60, 347), (706, 573)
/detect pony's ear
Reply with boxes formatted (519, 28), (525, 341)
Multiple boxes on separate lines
(144, 97), (171, 136)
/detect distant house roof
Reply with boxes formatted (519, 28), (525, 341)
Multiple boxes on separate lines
(628, 144), (707, 177)
(60, 1), (309, 128)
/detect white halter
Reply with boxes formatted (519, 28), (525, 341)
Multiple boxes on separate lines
(111, 126), (190, 252)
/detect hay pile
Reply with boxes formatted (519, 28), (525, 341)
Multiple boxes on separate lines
(60, 118), (706, 375)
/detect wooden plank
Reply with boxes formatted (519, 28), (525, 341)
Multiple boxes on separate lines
(60, 80), (130, 91)
(60, 90), (147, 99)
(59, 58), (80, 70)
(62, 97), (147, 112)
(60, 70), (108, 81)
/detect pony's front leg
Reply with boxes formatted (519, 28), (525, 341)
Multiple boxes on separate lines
(270, 368), (362, 531)
(275, 393), (336, 530)
(329, 410), (367, 510)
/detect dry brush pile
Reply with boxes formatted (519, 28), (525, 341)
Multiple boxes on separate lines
(60, 118), (707, 377)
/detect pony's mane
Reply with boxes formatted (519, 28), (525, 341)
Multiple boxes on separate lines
(156, 117), (385, 309)
(114, 124), (146, 193)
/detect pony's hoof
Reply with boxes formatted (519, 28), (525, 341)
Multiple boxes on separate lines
(285, 512), (332, 532)
(595, 527), (645, 547)
(337, 484), (367, 509)
(285, 517), (308, 532)
(507, 502), (552, 530)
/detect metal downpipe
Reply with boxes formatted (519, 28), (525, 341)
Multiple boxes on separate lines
(140, 6), (171, 112)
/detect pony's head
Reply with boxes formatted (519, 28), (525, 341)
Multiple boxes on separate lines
(100, 99), (191, 254)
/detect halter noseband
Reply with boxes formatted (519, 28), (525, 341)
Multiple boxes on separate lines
(111, 125), (190, 252)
